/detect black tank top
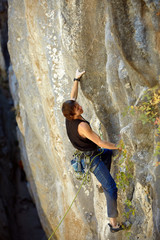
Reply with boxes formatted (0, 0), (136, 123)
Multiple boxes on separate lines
(66, 118), (97, 151)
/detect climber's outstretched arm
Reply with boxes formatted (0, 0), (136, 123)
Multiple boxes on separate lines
(70, 69), (85, 100)
(78, 122), (120, 150)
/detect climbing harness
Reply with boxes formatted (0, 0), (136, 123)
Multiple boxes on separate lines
(48, 148), (104, 240)
(71, 148), (102, 181)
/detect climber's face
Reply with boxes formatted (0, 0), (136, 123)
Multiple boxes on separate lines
(74, 102), (83, 116)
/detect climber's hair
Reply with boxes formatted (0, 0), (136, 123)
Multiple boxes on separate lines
(62, 100), (76, 120)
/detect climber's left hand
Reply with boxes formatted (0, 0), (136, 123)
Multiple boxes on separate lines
(75, 69), (85, 79)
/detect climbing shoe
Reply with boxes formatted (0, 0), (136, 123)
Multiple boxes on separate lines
(108, 223), (123, 233)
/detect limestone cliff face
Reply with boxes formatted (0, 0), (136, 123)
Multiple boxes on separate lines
(8, 0), (160, 240)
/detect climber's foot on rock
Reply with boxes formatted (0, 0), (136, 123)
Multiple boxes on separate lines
(108, 223), (123, 233)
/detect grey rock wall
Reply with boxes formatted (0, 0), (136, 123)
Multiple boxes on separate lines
(0, 1), (47, 239)
(8, 0), (160, 240)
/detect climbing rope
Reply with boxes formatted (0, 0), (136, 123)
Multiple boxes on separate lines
(48, 149), (104, 240)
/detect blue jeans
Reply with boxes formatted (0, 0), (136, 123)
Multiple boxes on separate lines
(90, 148), (118, 218)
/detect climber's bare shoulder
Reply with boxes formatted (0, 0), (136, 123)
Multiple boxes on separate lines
(78, 121), (100, 144)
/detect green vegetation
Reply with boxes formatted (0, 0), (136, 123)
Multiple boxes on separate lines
(116, 140), (134, 191)
(128, 86), (160, 124)
(127, 86), (160, 164)
(114, 140), (134, 238)
(115, 140), (135, 225)
(116, 86), (160, 238)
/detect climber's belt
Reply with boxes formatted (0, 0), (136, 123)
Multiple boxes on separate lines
(83, 148), (102, 172)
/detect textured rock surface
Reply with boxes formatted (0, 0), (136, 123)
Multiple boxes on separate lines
(8, 0), (160, 240)
(0, 1), (47, 239)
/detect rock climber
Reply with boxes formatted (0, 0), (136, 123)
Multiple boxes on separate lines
(62, 69), (123, 233)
